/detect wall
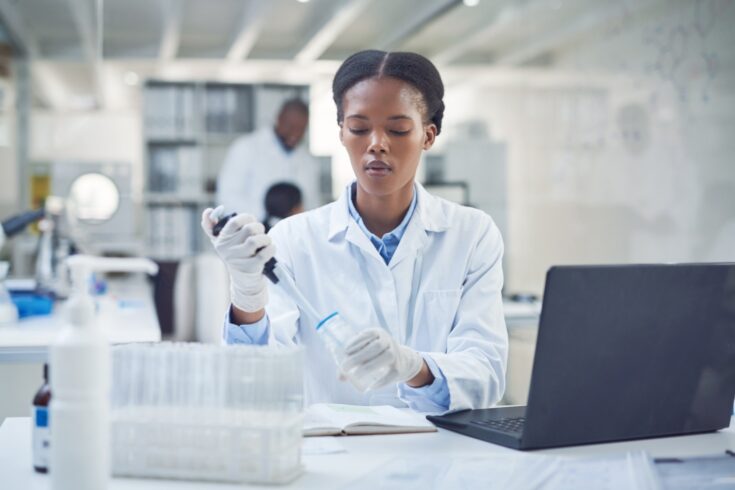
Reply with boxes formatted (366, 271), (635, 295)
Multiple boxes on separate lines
(440, 0), (735, 294)
(0, 78), (16, 225)
(30, 110), (143, 193)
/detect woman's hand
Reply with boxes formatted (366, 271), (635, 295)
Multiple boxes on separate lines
(201, 207), (275, 314)
(340, 328), (433, 390)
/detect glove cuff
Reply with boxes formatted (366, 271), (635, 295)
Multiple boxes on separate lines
(229, 272), (268, 313)
(399, 348), (425, 384)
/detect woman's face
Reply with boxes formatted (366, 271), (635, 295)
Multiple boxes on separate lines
(339, 77), (437, 199)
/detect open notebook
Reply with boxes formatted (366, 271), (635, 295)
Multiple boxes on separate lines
(304, 404), (438, 437)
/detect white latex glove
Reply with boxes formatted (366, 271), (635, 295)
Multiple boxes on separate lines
(340, 328), (424, 391)
(201, 206), (275, 312)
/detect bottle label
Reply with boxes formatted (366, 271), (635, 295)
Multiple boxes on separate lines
(31, 406), (50, 469)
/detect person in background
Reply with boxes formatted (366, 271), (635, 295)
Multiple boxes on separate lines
(262, 182), (304, 233)
(202, 50), (507, 414)
(216, 98), (319, 220)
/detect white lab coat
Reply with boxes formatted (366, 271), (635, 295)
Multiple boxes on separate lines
(266, 182), (508, 412)
(216, 127), (320, 219)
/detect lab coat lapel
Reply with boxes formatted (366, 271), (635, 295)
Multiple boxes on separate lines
(327, 183), (385, 263)
(388, 217), (427, 269)
(346, 221), (384, 263)
(388, 183), (449, 268)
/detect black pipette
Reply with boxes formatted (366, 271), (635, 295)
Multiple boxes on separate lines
(212, 212), (278, 284)
(212, 211), (324, 323)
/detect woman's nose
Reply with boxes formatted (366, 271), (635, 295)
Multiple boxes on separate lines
(368, 131), (388, 154)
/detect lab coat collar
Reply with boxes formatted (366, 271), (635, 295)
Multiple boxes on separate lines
(327, 181), (450, 242)
(414, 182), (450, 233)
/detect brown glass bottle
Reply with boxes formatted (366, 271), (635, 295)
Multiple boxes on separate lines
(32, 363), (51, 473)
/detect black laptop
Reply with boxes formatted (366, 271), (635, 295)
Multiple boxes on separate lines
(428, 264), (735, 449)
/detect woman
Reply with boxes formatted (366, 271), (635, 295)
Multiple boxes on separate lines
(202, 50), (507, 413)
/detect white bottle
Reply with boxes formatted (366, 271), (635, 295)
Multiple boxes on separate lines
(316, 312), (390, 392)
(49, 255), (158, 490)
(50, 259), (110, 490)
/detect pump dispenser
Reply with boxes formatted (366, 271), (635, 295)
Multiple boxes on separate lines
(50, 255), (158, 490)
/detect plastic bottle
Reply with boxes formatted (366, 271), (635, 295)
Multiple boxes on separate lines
(49, 255), (158, 490)
(316, 312), (390, 392)
(50, 261), (110, 490)
(31, 364), (51, 473)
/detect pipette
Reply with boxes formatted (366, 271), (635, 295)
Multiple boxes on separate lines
(212, 211), (387, 391)
(212, 212), (323, 325)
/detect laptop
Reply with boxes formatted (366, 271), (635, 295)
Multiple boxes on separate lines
(428, 264), (735, 450)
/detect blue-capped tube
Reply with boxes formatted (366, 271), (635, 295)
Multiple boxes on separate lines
(316, 312), (390, 392)
(269, 265), (387, 391)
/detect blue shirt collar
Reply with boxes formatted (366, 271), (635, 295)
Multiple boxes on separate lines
(347, 182), (417, 264)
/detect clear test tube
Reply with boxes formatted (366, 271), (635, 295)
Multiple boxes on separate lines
(315, 312), (390, 392)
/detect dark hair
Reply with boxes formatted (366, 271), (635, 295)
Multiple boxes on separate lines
(279, 98), (309, 117)
(263, 182), (303, 232)
(332, 50), (445, 134)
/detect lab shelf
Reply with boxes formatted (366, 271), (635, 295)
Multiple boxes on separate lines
(142, 80), (308, 260)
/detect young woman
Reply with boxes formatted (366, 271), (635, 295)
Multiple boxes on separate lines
(202, 50), (507, 413)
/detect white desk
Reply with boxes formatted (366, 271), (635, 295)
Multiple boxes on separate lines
(1, 416), (733, 489)
(0, 276), (161, 363)
(0, 296), (533, 363)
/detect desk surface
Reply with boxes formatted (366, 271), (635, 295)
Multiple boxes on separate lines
(1, 416), (733, 490)
(0, 277), (161, 363)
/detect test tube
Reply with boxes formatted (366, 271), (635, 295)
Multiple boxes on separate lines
(316, 312), (390, 392)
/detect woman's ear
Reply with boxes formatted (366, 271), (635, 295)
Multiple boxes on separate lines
(338, 123), (345, 145)
(423, 124), (438, 150)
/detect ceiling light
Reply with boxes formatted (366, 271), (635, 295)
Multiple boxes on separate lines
(463, 0), (480, 6)
(297, 0), (310, 3)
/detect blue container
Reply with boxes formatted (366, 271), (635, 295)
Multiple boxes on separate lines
(10, 294), (54, 318)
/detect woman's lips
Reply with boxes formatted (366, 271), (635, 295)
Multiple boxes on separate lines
(365, 160), (392, 177)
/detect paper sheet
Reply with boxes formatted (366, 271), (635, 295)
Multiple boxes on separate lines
(655, 453), (735, 489)
(302, 437), (347, 455)
(341, 451), (660, 490)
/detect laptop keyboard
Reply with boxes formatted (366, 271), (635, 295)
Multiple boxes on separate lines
(471, 416), (526, 434)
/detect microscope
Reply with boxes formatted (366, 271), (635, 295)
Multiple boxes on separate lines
(0, 208), (46, 250)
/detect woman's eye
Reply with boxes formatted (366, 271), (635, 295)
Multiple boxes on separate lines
(348, 128), (369, 135)
(389, 129), (410, 136)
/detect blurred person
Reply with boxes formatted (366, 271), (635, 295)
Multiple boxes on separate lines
(262, 182), (304, 233)
(216, 98), (319, 220)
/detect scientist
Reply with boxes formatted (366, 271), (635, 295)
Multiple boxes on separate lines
(216, 98), (320, 220)
(202, 50), (508, 413)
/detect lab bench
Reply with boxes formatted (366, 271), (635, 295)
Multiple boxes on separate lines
(0, 275), (161, 364)
(1, 416), (733, 489)
(0, 275), (161, 424)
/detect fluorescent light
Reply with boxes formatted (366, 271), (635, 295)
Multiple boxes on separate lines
(297, 0), (310, 3)
(463, 0), (479, 6)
